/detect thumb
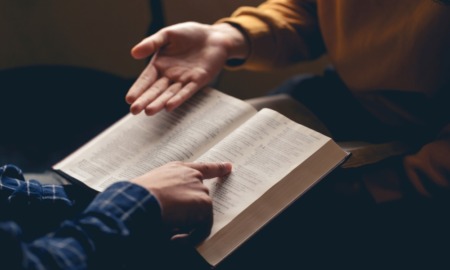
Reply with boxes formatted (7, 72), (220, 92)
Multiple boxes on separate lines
(187, 214), (214, 246)
(131, 31), (169, 59)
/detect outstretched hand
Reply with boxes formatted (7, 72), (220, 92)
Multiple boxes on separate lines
(126, 22), (249, 116)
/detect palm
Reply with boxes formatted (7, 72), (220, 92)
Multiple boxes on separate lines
(126, 22), (228, 115)
(154, 34), (226, 85)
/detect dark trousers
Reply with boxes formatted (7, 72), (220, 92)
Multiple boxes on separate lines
(270, 67), (397, 142)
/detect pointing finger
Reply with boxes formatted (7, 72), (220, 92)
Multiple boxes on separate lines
(184, 162), (232, 179)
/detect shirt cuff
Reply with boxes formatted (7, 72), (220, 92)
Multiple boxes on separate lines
(83, 181), (163, 238)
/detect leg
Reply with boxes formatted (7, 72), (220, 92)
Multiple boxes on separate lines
(245, 94), (332, 136)
(268, 68), (393, 142)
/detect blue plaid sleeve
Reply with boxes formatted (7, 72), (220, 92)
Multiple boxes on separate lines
(0, 164), (72, 207)
(1, 173), (163, 269)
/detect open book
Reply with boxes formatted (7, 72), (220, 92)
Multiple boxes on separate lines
(53, 87), (348, 267)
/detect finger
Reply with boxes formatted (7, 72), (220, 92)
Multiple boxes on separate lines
(131, 31), (169, 59)
(145, 82), (183, 115)
(126, 62), (159, 105)
(187, 214), (214, 246)
(184, 162), (232, 179)
(166, 82), (201, 112)
(130, 77), (170, 115)
(170, 233), (190, 243)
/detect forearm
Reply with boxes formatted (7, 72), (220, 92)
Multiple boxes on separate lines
(217, 0), (325, 70)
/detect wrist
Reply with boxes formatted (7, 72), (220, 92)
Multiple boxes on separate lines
(211, 23), (249, 60)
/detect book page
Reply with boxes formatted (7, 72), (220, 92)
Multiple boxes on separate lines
(53, 88), (256, 191)
(195, 108), (332, 237)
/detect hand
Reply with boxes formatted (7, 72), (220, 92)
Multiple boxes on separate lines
(126, 22), (249, 116)
(131, 161), (232, 243)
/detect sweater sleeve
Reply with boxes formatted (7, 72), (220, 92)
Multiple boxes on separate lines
(217, 0), (325, 70)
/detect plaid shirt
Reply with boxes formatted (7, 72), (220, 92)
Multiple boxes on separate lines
(0, 164), (162, 269)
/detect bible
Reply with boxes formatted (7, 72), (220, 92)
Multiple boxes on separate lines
(52, 87), (349, 267)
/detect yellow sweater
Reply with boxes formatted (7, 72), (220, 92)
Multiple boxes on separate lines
(220, 0), (450, 201)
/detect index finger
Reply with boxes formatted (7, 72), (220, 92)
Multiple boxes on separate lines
(184, 162), (232, 179)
